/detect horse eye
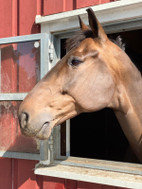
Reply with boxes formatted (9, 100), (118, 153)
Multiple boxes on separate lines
(69, 58), (83, 67)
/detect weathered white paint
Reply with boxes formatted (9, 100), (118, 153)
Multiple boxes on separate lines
(35, 158), (142, 189)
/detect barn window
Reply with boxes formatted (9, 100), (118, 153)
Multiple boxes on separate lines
(52, 29), (142, 166)
(28, 1), (142, 188)
(0, 34), (50, 160)
(59, 29), (142, 163)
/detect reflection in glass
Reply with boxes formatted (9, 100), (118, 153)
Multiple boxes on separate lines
(0, 101), (40, 153)
(0, 41), (40, 93)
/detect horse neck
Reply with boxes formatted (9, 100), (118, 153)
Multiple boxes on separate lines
(113, 59), (142, 162)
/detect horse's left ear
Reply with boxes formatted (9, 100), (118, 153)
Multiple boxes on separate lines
(78, 15), (89, 30)
(86, 8), (107, 41)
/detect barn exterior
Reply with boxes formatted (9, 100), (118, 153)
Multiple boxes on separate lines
(0, 0), (142, 188)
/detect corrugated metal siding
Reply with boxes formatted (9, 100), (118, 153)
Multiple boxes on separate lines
(0, 0), (124, 188)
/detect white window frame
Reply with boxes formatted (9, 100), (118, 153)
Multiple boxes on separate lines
(0, 33), (52, 161)
(35, 1), (142, 188)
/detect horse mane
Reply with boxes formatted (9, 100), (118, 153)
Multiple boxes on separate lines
(66, 30), (125, 51)
(110, 36), (125, 51)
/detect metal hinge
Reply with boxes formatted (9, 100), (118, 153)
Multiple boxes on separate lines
(49, 43), (54, 62)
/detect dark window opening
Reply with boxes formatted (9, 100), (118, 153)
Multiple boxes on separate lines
(60, 29), (142, 163)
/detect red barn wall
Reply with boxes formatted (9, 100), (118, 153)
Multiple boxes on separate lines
(0, 0), (124, 188)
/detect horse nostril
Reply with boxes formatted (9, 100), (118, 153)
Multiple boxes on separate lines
(19, 112), (29, 129)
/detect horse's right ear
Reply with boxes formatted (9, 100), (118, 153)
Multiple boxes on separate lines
(86, 8), (107, 41)
(78, 16), (89, 31)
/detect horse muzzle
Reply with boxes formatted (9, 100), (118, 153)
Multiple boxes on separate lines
(18, 111), (54, 140)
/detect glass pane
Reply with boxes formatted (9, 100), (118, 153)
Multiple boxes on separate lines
(0, 101), (40, 153)
(0, 41), (40, 93)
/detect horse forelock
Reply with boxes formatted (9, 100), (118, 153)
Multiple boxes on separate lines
(66, 30), (94, 51)
(66, 30), (125, 52)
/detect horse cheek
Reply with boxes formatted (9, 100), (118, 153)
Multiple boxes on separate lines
(90, 72), (115, 111)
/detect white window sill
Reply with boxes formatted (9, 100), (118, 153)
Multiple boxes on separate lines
(35, 157), (142, 189)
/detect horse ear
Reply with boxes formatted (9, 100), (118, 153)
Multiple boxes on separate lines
(86, 8), (107, 40)
(78, 15), (89, 30)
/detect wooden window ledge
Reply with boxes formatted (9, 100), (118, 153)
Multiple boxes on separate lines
(35, 158), (142, 189)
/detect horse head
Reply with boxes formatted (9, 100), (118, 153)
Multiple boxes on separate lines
(18, 9), (131, 140)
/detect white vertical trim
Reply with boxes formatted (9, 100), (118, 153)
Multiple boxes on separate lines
(66, 120), (70, 157)
(0, 48), (1, 93)
(53, 125), (61, 159)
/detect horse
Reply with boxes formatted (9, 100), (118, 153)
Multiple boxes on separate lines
(18, 8), (142, 162)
